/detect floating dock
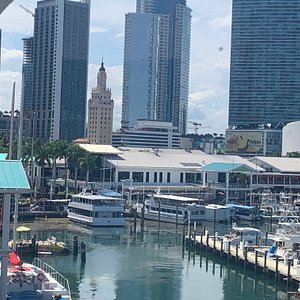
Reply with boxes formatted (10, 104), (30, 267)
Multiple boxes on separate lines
(186, 231), (300, 287)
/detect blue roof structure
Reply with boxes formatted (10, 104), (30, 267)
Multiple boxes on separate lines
(0, 160), (31, 193)
(201, 162), (256, 172)
(0, 153), (7, 160)
(98, 189), (122, 198)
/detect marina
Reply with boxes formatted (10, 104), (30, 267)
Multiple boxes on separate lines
(10, 218), (300, 300)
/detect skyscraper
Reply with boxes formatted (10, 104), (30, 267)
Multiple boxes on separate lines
(228, 0), (300, 129)
(29, 0), (90, 142)
(122, 0), (192, 135)
(88, 62), (114, 145)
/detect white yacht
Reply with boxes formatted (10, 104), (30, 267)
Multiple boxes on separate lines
(137, 194), (206, 224)
(68, 190), (125, 227)
(222, 224), (265, 246)
(3, 255), (72, 299)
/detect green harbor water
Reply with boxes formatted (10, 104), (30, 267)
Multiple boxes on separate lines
(16, 219), (299, 300)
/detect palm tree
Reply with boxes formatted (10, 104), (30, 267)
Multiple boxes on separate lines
(35, 142), (51, 198)
(80, 152), (96, 186)
(67, 144), (86, 193)
(48, 140), (68, 195)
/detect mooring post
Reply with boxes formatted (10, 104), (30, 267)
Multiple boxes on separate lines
(73, 236), (78, 256)
(275, 256), (279, 280)
(220, 239), (223, 258)
(287, 260), (291, 289)
(255, 250), (258, 271)
(264, 251), (267, 273)
(81, 242), (86, 264)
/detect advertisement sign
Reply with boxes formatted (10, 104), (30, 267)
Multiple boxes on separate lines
(225, 131), (263, 153)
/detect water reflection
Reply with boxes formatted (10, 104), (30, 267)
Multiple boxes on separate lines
(15, 219), (299, 300)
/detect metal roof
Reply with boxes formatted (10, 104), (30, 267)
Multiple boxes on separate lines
(106, 147), (262, 171)
(78, 144), (123, 155)
(201, 162), (256, 172)
(0, 160), (31, 193)
(251, 156), (300, 173)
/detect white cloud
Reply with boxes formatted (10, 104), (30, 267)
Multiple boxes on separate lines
(208, 15), (231, 28)
(90, 26), (108, 34)
(0, 71), (22, 112)
(0, 0), (233, 135)
(1, 48), (23, 61)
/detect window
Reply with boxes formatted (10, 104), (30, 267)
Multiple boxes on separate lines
(132, 172), (143, 182)
(180, 173), (184, 183)
(154, 172), (157, 183)
(146, 172), (150, 182)
(167, 172), (171, 183)
(159, 172), (163, 182)
(118, 171), (130, 181)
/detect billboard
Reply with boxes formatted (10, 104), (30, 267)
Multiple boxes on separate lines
(225, 131), (263, 153)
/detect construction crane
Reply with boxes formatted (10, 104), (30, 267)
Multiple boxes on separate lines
(188, 121), (211, 135)
(19, 4), (35, 17)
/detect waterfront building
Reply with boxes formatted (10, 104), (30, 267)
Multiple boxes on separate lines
(28, 0), (90, 142)
(228, 0), (300, 129)
(112, 120), (181, 149)
(88, 62), (114, 145)
(122, 0), (192, 135)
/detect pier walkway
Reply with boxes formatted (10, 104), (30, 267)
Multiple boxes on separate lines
(187, 232), (300, 286)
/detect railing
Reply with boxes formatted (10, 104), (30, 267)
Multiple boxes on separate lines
(32, 257), (71, 298)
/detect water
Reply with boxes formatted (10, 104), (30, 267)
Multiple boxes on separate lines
(17, 219), (298, 300)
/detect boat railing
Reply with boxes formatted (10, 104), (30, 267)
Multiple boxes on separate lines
(32, 257), (71, 295)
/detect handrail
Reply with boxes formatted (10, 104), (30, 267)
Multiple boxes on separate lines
(32, 257), (72, 298)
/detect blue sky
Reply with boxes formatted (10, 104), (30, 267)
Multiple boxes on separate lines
(0, 0), (231, 134)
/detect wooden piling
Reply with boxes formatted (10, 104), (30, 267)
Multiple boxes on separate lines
(220, 239), (223, 258)
(134, 207), (137, 233)
(81, 242), (86, 264)
(73, 236), (78, 256)
(235, 245), (238, 264)
(200, 233), (203, 248)
(263, 251), (267, 273)
(206, 233), (209, 252)
(287, 260), (291, 288)
(275, 257), (279, 280)
(254, 250), (258, 271)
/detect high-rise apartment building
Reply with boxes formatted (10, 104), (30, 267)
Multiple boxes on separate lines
(228, 0), (300, 129)
(122, 0), (192, 135)
(28, 0), (90, 142)
(22, 37), (33, 114)
(88, 62), (114, 145)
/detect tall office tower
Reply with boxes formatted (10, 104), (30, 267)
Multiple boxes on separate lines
(228, 0), (300, 129)
(31, 0), (90, 142)
(88, 62), (114, 145)
(122, 0), (191, 135)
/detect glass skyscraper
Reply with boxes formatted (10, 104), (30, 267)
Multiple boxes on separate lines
(228, 0), (300, 129)
(122, 0), (192, 135)
(29, 0), (90, 141)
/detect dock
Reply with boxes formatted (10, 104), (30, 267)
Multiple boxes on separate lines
(186, 231), (300, 287)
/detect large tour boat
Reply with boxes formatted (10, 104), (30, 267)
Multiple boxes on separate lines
(67, 189), (125, 226)
(137, 194), (206, 224)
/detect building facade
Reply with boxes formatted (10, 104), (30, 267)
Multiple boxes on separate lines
(88, 62), (114, 145)
(122, 0), (192, 135)
(228, 0), (300, 129)
(28, 0), (90, 142)
(112, 120), (181, 149)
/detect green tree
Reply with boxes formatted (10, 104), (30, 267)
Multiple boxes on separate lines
(67, 144), (86, 192)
